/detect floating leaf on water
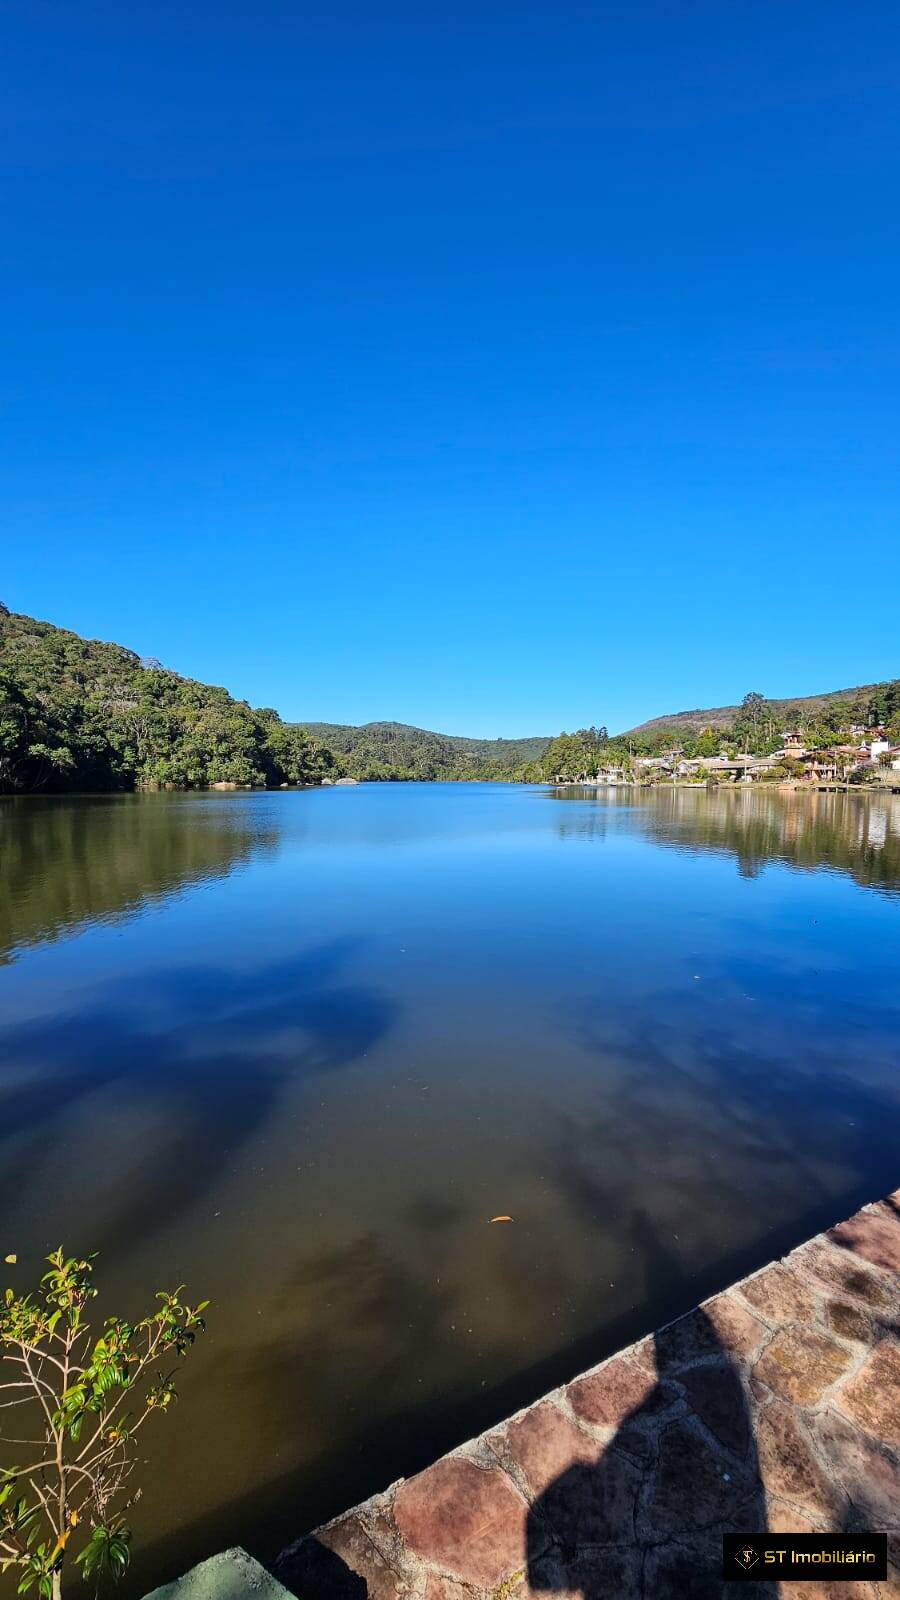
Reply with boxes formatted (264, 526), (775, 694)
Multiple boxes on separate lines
(4, 1254), (16, 1265)
(489, 1216), (513, 1224)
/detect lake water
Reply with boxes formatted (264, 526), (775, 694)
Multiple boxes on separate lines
(1, 784), (899, 1591)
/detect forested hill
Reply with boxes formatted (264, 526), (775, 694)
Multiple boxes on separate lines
(622, 680), (900, 741)
(3, 603), (896, 793)
(0, 607), (337, 792)
(298, 721), (550, 781)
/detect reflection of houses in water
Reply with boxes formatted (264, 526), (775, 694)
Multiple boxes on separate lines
(782, 805), (800, 843)
(616, 787), (900, 894)
(850, 802), (893, 850)
(863, 807), (888, 849)
(557, 783), (900, 891)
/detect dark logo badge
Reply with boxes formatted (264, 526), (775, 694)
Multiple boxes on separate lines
(735, 1546), (759, 1571)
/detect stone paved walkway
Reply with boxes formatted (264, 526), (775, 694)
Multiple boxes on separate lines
(278, 1194), (900, 1599)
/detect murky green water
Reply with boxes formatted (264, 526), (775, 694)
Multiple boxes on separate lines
(1, 785), (898, 1591)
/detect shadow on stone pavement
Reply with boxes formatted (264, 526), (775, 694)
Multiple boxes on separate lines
(277, 1193), (900, 1600)
(524, 1303), (775, 1598)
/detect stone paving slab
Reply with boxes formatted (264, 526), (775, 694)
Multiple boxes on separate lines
(278, 1193), (900, 1599)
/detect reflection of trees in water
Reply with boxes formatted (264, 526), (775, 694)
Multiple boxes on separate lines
(550, 787), (900, 892)
(0, 794), (276, 959)
(547, 789), (611, 842)
(640, 788), (900, 890)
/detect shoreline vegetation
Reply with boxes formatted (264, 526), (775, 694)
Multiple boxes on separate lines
(0, 607), (338, 795)
(1, 605), (898, 794)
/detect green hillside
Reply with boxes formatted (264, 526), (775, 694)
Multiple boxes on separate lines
(0, 607), (336, 792)
(621, 680), (900, 744)
(2, 603), (896, 792)
(298, 720), (550, 781)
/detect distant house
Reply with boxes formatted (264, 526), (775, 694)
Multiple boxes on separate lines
(848, 723), (887, 746)
(779, 731), (808, 758)
(681, 753), (772, 781)
(802, 746), (865, 781)
(634, 755), (676, 773)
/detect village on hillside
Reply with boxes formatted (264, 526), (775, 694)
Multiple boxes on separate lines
(542, 689), (900, 789)
(612, 728), (900, 788)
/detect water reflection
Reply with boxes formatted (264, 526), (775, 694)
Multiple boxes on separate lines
(550, 785), (900, 893)
(0, 786), (898, 1596)
(0, 940), (398, 1252)
(0, 794), (276, 961)
(549, 990), (899, 1266)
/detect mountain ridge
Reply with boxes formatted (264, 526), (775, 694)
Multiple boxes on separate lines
(621, 679), (899, 738)
(2, 605), (896, 788)
(296, 719), (549, 780)
(300, 673), (900, 761)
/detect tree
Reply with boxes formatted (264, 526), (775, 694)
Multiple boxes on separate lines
(819, 700), (850, 734)
(0, 674), (29, 790)
(732, 692), (782, 755)
(540, 732), (592, 781)
(1, 1250), (207, 1600)
(539, 726), (619, 781)
(691, 728), (721, 759)
(737, 692), (767, 739)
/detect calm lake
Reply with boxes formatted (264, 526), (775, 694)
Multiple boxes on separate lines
(2, 784), (899, 1591)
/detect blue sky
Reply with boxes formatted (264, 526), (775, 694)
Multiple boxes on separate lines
(3, 1), (899, 736)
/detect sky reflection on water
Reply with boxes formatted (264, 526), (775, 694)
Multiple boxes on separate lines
(1, 785), (898, 1593)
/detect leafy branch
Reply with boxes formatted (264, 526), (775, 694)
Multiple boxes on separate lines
(1, 1250), (207, 1600)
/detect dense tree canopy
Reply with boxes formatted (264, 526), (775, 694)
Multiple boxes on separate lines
(540, 728), (630, 781)
(297, 720), (550, 781)
(0, 609), (337, 792)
